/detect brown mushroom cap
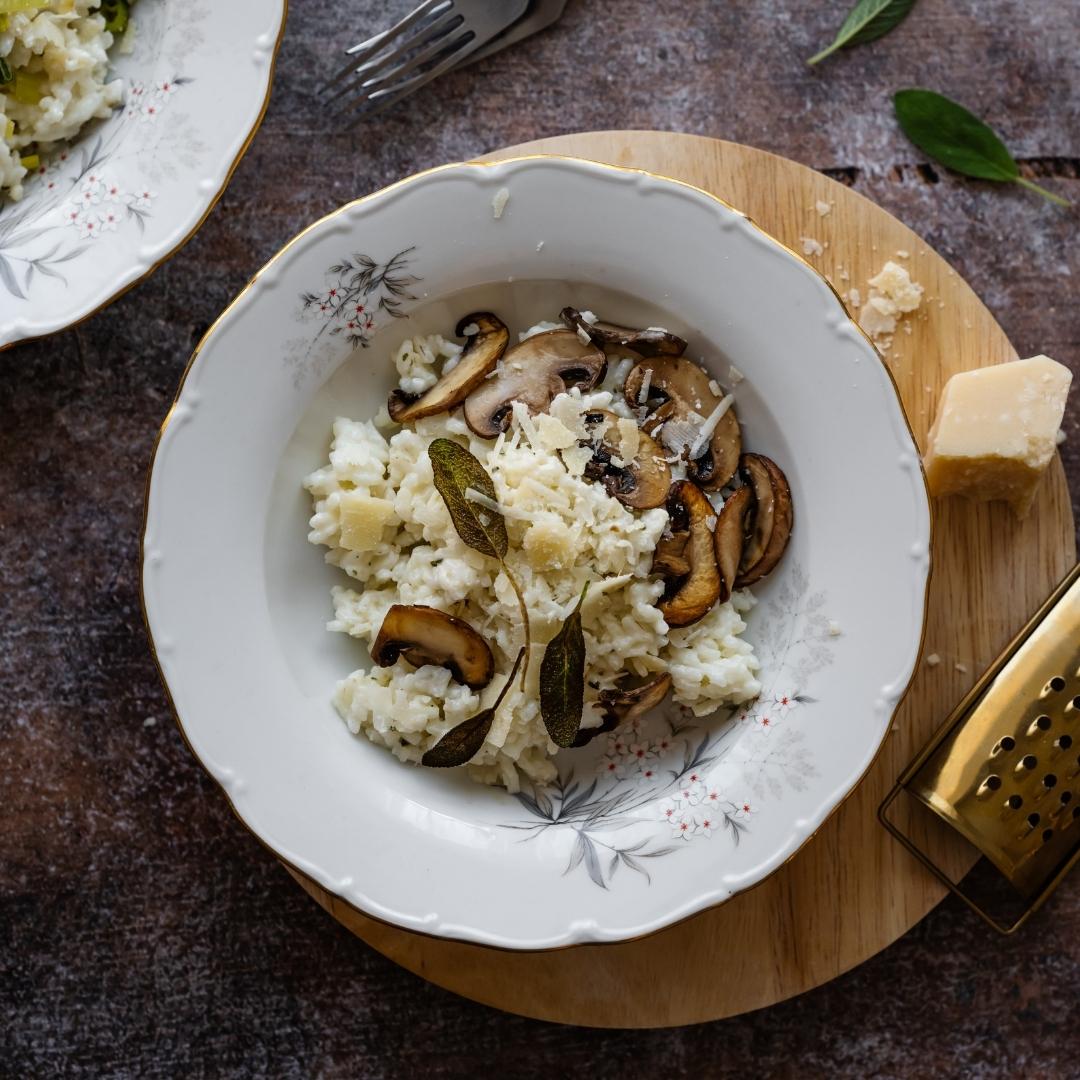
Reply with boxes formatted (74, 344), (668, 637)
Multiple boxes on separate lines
(624, 357), (741, 490)
(463, 329), (606, 438)
(714, 485), (754, 603)
(582, 409), (671, 510)
(572, 673), (673, 746)
(371, 604), (495, 689)
(560, 307), (687, 358)
(735, 454), (793, 588)
(387, 312), (509, 424)
(656, 480), (722, 628)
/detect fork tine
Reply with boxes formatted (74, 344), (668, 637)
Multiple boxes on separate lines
(318, 0), (452, 94)
(323, 9), (462, 107)
(343, 33), (474, 128)
(331, 19), (467, 112)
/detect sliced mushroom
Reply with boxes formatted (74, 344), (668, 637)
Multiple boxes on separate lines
(735, 454), (793, 588)
(572, 673), (673, 746)
(371, 604), (494, 689)
(651, 530), (690, 577)
(581, 409), (670, 510)
(387, 312), (509, 424)
(714, 485), (754, 602)
(624, 357), (741, 490)
(561, 307), (687, 358)
(463, 329), (606, 438)
(656, 480), (722, 628)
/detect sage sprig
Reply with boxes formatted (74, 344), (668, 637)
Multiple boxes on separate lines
(894, 89), (1071, 207)
(421, 648), (525, 768)
(807, 0), (917, 66)
(539, 584), (589, 748)
(428, 438), (530, 685)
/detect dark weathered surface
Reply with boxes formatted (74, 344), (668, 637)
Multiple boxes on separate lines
(2, 0), (1079, 1074)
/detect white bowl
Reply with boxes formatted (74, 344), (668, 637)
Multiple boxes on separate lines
(0, 0), (286, 350)
(142, 156), (932, 950)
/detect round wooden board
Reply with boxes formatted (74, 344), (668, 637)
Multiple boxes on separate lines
(288, 132), (1077, 1027)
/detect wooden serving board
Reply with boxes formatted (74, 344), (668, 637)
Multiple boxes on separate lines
(289, 132), (1076, 1027)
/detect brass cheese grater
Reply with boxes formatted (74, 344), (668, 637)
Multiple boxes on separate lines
(881, 563), (1080, 932)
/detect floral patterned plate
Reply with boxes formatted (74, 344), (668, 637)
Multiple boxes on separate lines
(0, 0), (286, 350)
(142, 157), (932, 950)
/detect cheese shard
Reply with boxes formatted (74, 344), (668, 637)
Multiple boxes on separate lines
(338, 493), (395, 551)
(923, 355), (1072, 518)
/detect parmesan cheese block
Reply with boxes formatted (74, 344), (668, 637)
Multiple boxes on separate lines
(338, 493), (396, 551)
(923, 355), (1072, 518)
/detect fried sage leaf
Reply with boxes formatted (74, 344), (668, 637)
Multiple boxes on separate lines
(807, 0), (917, 66)
(428, 438), (508, 560)
(540, 584), (589, 748)
(421, 648), (525, 768)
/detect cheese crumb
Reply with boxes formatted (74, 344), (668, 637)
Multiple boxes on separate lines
(801, 237), (824, 257)
(827, 620), (842, 637)
(339, 493), (396, 552)
(728, 364), (745, 385)
(925, 653), (941, 667)
(492, 187), (510, 219)
(815, 200), (832, 217)
(955, 662), (969, 674)
(859, 260), (924, 349)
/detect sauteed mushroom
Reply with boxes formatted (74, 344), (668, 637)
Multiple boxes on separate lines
(560, 306), (687, 358)
(572, 673), (673, 746)
(463, 329), (606, 438)
(371, 605), (494, 689)
(581, 409), (670, 510)
(387, 312), (509, 423)
(624, 357), (741, 490)
(714, 485), (754, 603)
(655, 480), (722, 628)
(735, 454), (793, 588)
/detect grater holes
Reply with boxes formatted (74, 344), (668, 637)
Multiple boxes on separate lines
(1044, 774), (1058, 789)
(1050, 676), (1067, 693)
(1027, 812), (1041, 828)
(1028, 715), (1052, 737)
(1074, 806), (1080, 820)
(1061, 791), (1073, 805)
(1000, 735), (1016, 751)
(1042, 829), (1054, 843)
(1071, 696), (1080, 712)
(1007, 794), (1024, 810)
(978, 774), (1003, 796)
(1056, 735), (1073, 750)
(1015, 755), (1038, 775)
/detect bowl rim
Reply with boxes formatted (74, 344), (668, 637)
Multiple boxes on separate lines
(0, 0), (289, 354)
(140, 153), (935, 953)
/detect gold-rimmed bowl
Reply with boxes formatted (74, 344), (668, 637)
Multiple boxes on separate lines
(142, 156), (931, 950)
(0, 0), (286, 349)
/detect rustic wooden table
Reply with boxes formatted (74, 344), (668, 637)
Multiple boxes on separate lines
(2, 0), (1078, 1074)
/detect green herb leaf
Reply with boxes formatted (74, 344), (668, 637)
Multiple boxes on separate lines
(0, 58), (12, 86)
(100, 0), (130, 35)
(421, 647), (524, 768)
(428, 438), (508, 560)
(894, 89), (1071, 207)
(540, 584), (589, 748)
(807, 0), (917, 66)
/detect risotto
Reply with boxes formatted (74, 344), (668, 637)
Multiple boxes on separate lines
(0, 1), (128, 201)
(304, 312), (795, 792)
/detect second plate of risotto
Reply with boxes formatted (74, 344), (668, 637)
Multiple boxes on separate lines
(143, 156), (931, 949)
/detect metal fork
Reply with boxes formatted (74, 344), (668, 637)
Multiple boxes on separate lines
(322, 0), (529, 124)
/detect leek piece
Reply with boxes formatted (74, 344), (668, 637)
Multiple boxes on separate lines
(12, 69), (45, 105)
